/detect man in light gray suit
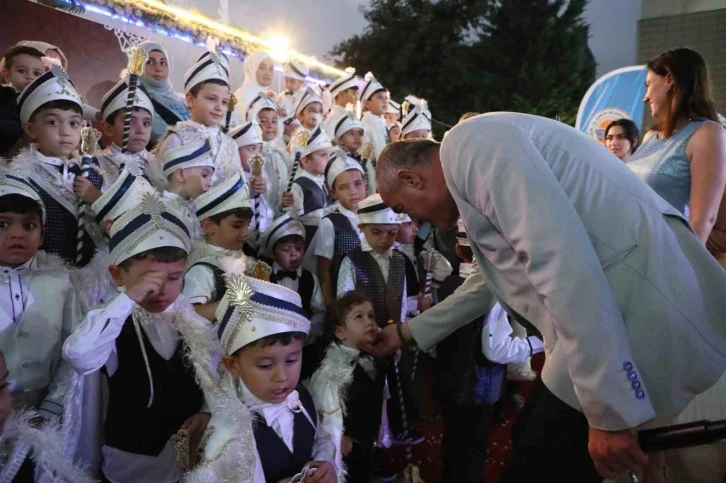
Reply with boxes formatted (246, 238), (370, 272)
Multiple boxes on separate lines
(373, 112), (726, 482)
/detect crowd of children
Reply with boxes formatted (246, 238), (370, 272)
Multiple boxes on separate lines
(0, 36), (541, 483)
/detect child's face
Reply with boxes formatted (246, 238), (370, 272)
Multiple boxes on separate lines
(104, 109), (152, 153)
(144, 50), (169, 82)
(339, 129), (363, 152)
(331, 170), (366, 212)
(0, 356), (11, 433)
(384, 113), (400, 125)
(257, 109), (279, 141)
(360, 223), (399, 254)
(396, 221), (418, 244)
(273, 238), (305, 272)
(224, 338), (304, 404)
(334, 301), (378, 349)
(285, 77), (305, 92)
(110, 258), (186, 313)
(187, 83), (230, 128)
(301, 148), (330, 176)
(238, 144), (263, 172)
(204, 214), (250, 251)
(257, 59), (275, 87)
(299, 102), (323, 130)
(403, 129), (430, 140)
(337, 88), (358, 107)
(364, 92), (387, 116)
(177, 166), (213, 199)
(0, 211), (43, 268)
(24, 108), (82, 159)
(3, 54), (45, 91)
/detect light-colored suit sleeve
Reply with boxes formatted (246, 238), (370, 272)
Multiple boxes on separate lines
(445, 120), (656, 430)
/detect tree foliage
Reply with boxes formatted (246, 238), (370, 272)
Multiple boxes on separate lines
(330, 0), (596, 133)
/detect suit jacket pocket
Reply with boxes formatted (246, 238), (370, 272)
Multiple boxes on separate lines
(601, 243), (639, 271)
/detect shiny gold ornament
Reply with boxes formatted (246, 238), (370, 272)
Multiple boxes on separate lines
(246, 260), (272, 282)
(249, 154), (265, 177)
(227, 93), (237, 112)
(80, 126), (102, 156)
(170, 428), (191, 470)
(126, 45), (149, 76)
(227, 275), (254, 317)
(359, 142), (373, 159)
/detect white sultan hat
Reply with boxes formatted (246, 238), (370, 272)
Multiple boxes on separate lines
(386, 98), (401, 115)
(0, 165), (45, 221)
(92, 158), (155, 224)
(329, 67), (359, 98)
(295, 125), (332, 158)
(183, 39), (230, 93)
(195, 173), (251, 221)
(215, 261), (310, 355)
(357, 193), (399, 225)
(328, 110), (363, 140)
(229, 118), (263, 148)
(456, 218), (469, 247)
(401, 101), (432, 137)
(100, 75), (155, 121)
(109, 192), (192, 265)
(398, 213), (412, 224)
(283, 61), (309, 81)
(360, 72), (385, 101)
(324, 153), (364, 190)
(245, 91), (278, 122)
(259, 213), (306, 257)
(294, 88), (323, 117)
(17, 61), (83, 123)
(162, 139), (215, 177)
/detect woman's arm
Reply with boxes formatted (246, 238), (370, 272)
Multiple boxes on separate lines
(687, 122), (726, 244)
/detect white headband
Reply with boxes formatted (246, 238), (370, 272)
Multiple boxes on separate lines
(357, 193), (399, 225)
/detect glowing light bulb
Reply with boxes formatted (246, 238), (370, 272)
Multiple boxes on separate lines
(268, 36), (290, 63)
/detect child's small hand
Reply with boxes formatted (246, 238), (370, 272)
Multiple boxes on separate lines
(250, 175), (267, 195)
(341, 435), (354, 456)
(125, 271), (167, 304)
(304, 461), (336, 483)
(73, 176), (101, 204)
(281, 192), (295, 208)
(418, 294), (433, 312)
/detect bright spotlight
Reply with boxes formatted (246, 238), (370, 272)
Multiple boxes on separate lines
(269, 36), (290, 62)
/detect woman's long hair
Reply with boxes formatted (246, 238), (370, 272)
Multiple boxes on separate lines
(605, 118), (640, 154)
(647, 48), (718, 137)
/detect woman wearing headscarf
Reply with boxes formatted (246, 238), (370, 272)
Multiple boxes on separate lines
(233, 51), (276, 121)
(138, 41), (191, 146)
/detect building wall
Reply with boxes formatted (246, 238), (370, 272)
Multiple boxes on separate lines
(642, 0), (726, 20)
(637, 6), (726, 126)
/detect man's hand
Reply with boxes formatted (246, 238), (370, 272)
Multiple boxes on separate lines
(367, 323), (406, 357)
(304, 461), (336, 483)
(73, 176), (101, 204)
(182, 412), (212, 457)
(588, 427), (647, 479)
(281, 192), (295, 208)
(250, 175), (267, 195)
(125, 271), (167, 305)
(418, 294), (433, 312)
(341, 435), (354, 456)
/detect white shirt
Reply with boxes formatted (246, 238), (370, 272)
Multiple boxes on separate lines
(337, 238), (408, 322)
(262, 143), (291, 216)
(183, 244), (226, 305)
(290, 170), (328, 227)
(271, 262), (325, 341)
(31, 145), (80, 193)
(0, 258), (35, 328)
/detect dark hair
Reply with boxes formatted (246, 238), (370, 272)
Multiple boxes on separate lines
(234, 332), (307, 356)
(3, 45), (44, 69)
(117, 246), (187, 270)
(646, 48), (718, 138)
(207, 207), (253, 225)
(324, 290), (372, 336)
(0, 194), (43, 224)
(258, 107), (277, 115)
(188, 79), (229, 97)
(459, 112), (480, 122)
(335, 86), (359, 99)
(273, 234), (305, 251)
(457, 245), (473, 263)
(106, 106), (154, 125)
(605, 119), (640, 154)
(30, 100), (83, 121)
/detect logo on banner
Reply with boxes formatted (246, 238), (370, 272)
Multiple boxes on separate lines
(587, 107), (630, 145)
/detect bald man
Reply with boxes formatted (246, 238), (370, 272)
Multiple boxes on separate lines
(372, 112), (726, 482)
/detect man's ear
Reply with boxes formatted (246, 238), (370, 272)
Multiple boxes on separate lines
(397, 169), (425, 189)
(22, 121), (37, 140)
(108, 265), (125, 288)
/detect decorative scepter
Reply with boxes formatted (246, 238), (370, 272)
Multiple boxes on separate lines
(286, 130), (311, 193)
(76, 125), (102, 265)
(122, 45), (149, 153)
(249, 153), (266, 232)
(224, 94), (237, 134)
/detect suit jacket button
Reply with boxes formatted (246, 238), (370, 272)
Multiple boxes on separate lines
(628, 371), (638, 381)
(624, 362), (633, 371)
(632, 380), (641, 390)
(636, 390), (645, 399)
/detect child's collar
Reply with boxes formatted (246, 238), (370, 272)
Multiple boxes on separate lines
(0, 255), (37, 275)
(30, 144), (75, 165)
(189, 119), (220, 133)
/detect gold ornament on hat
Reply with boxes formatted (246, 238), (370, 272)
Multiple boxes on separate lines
(125, 46), (148, 77)
(401, 100), (411, 117)
(227, 275), (254, 318)
(245, 259), (272, 282)
(80, 126), (102, 156)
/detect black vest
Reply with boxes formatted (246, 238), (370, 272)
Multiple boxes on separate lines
(104, 316), (204, 456)
(325, 212), (360, 296)
(398, 250), (421, 297)
(346, 248), (406, 328)
(292, 177), (327, 215)
(253, 385), (317, 482)
(269, 268), (314, 317)
(191, 261), (227, 303)
(343, 359), (387, 449)
(30, 171), (102, 267)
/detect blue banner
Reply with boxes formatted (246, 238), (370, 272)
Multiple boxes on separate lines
(575, 66), (647, 145)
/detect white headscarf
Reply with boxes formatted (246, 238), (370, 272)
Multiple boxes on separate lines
(0, 40), (67, 72)
(235, 51), (274, 121)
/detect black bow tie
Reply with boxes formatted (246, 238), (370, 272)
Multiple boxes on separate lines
(276, 270), (298, 281)
(59, 163), (81, 176)
(349, 152), (362, 162)
(285, 90), (294, 96)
